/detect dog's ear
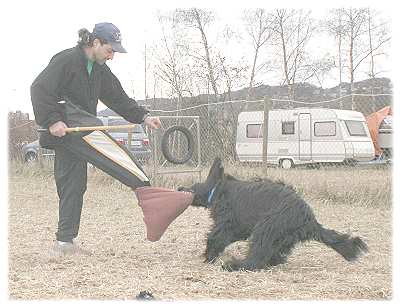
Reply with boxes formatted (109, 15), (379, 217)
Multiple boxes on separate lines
(207, 157), (224, 181)
(210, 157), (222, 170)
(216, 158), (224, 180)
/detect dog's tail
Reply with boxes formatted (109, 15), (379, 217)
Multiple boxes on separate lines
(316, 224), (368, 261)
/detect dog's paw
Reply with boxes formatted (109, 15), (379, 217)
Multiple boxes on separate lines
(177, 186), (192, 192)
(203, 250), (219, 263)
(204, 255), (217, 264)
(221, 260), (241, 272)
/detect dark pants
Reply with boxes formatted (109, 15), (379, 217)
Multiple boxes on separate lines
(54, 146), (87, 242)
(52, 132), (150, 242)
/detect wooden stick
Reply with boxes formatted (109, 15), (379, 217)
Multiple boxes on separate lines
(38, 124), (136, 133)
(65, 124), (136, 132)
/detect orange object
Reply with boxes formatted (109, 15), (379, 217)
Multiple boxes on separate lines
(135, 187), (194, 241)
(366, 106), (392, 156)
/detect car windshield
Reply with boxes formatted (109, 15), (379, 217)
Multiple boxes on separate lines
(344, 120), (367, 136)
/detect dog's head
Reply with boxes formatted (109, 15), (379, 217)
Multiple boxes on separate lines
(178, 157), (224, 208)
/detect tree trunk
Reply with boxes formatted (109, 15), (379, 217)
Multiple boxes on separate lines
(193, 9), (218, 98)
(349, 10), (355, 110)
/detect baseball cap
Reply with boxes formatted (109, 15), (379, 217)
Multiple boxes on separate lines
(92, 22), (127, 53)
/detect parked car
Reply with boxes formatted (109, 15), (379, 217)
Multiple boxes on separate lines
(99, 116), (152, 164)
(22, 117), (152, 164)
(21, 140), (54, 162)
(235, 108), (375, 168)
(366, 106), (392, 161)
(377, 115), (392, 159)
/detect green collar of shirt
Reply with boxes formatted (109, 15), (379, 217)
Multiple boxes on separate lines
(87, 59), (95, 76)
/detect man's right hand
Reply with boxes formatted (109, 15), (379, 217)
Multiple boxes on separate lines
(49, 121), (68, 137)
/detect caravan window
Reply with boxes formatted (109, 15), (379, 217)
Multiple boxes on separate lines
(282, 121), (295, 135)
(246, 124), (263, 138)
(345, 120), (367, 136)
(314, 121), (336, 136)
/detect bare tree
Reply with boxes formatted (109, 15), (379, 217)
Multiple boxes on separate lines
(301, 56), (335, 88)
(152, 13), (192, 105)
(214, 24), (248, 101)
(151, 12), (197, 152)
(175, 9), (219, 99)
(242, 9), (274, 98)
(364, 8), (391, 110)
(343, 8), (368, 104)
(365, 8), (391, 79)
(329, 8), (391, 109)
(325, 8), (347, 99)
(216, 54), (247, 101)
(270, 9), (315, 100)
(174, 8), (257, 160)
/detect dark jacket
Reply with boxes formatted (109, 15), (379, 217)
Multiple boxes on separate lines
(31, 46), (149, 148)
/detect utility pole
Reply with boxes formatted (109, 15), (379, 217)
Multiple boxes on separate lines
(263, 97), (272, 165)
(144, 43), (148, 105)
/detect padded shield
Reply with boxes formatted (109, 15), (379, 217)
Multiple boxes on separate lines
(135, 187), (194, 241)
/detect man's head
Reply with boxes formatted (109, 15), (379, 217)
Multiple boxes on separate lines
(78, 22), (126, 65)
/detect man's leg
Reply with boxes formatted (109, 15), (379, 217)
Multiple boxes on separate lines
(54, 146), (87, 243)
(48, 131), (150, 255)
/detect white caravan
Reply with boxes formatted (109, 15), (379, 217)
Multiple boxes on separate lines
(236, 108), (375, 168)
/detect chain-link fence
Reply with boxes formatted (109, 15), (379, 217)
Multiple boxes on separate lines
(11, 93), (392, 184)
(149, 93), (392, 172)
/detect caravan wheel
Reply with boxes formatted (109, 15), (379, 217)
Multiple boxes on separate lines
(280, 159), (293, 169)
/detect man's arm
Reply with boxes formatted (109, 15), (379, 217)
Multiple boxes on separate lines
(99, 66), (149, 124)
(30, 52), (71, 128)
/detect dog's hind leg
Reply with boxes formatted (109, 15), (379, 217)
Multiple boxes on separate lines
(222, 217), (281, 271)
(268, 218), (317, 266)
(267, 232), (301, 266)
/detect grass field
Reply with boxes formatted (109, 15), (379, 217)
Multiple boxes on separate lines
(8, 161), (392, 300)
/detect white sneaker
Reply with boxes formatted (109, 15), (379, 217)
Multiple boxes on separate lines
(51, 241), (75, 257)
(51, 241), (92, 257)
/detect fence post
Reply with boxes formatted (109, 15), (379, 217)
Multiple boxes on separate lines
(150, 129), (158, 186)
(263, 97), (271, 165)
(37, 146), (43, 168)
(127, 129), (132, 149)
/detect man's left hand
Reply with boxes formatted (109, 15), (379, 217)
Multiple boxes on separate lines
(144, 116), (161, 129)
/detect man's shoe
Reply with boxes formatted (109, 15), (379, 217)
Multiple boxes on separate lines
(50, 241), (75, 258)
(50, 241), (92, 258)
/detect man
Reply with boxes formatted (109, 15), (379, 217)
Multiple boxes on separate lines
(31, 22), (161, 256)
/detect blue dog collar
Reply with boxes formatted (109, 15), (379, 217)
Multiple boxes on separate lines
(207, 186), (216, 204)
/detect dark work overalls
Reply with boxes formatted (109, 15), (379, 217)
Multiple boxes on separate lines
(31, 46), (150, 242)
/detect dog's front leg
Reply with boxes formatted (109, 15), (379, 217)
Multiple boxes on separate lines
(204, 227), (235, 263)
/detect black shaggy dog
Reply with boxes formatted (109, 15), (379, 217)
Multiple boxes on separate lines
(179, 158), (368, 272)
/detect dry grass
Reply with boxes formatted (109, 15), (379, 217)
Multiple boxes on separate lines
(8, 161), (392, 300)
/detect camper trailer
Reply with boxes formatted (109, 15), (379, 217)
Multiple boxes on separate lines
(236, 108), (375, 168)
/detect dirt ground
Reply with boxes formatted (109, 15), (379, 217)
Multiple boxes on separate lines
(8, 167), (392, 300)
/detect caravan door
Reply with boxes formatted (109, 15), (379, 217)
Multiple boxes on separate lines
(298, 113), (312, 161)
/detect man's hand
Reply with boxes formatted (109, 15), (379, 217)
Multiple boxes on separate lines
(49, 121), (68, 137)
(144, 116), (161, 129)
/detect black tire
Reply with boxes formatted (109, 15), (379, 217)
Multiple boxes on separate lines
(161, 125), (195, 164)
(279, 158), (293, 169)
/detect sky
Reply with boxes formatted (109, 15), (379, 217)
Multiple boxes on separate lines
(1, 0), (399, 305)
(2, 0), (394, 118)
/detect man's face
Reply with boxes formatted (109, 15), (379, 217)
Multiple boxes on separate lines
(92, 39), (115, 65)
